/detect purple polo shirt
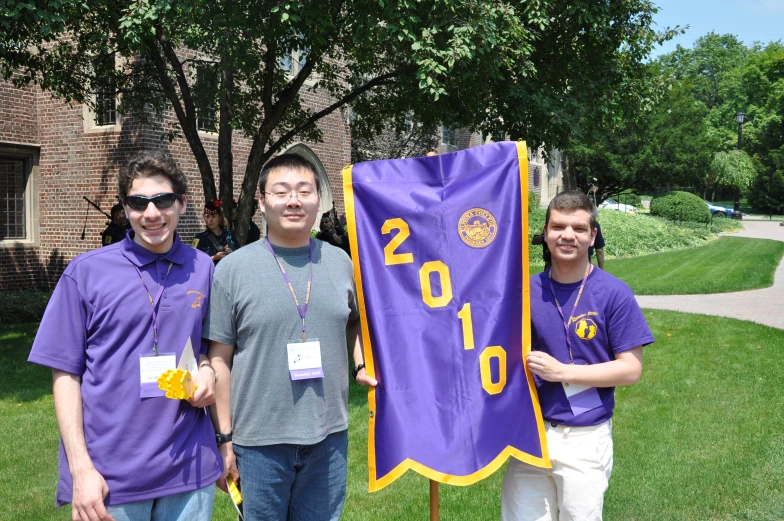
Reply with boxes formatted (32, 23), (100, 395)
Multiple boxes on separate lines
(28, 233), (222, 507)
(530, 268), (654, 426)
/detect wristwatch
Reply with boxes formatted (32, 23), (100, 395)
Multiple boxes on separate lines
(215, 432), (232, 445)
(198, 363), (218, 383)
(352, 363), (366, 380)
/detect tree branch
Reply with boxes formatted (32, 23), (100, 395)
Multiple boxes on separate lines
(145, 30), (217, 200)
(271, 69), (410, 156)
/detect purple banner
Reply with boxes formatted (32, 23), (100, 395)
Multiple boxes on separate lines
(344, 142), (549, 491)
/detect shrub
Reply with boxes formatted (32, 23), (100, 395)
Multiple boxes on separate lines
(528, 209), (742, 267)
(616, 190), (642, 208)
(650, 191), (710, 224)
(528, 191), (540, 213)
(0, 291), (52, 325)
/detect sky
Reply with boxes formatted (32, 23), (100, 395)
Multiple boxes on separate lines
(649, 0), (784, 58)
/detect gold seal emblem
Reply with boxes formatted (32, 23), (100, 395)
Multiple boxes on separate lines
(458, 208), (498, 248)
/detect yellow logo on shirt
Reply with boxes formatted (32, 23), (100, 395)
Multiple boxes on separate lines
(458, 208), (497, 248)
(187, 290), (204, 309)
(574, 318), (597, 340)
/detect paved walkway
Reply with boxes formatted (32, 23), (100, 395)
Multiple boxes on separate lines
(635, 220), (784, 330)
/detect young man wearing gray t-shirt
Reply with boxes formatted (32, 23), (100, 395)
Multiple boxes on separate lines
(204, 154), (376, 521)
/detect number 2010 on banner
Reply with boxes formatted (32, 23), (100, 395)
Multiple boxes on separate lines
(382, 218), (506, 395)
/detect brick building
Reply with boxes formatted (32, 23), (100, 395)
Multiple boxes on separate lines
(0, 78), (351, 291)
(0, 75), (565, 292)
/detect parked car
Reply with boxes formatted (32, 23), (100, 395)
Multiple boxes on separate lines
(598, 198), (637, 213)
(704, 200), (734, 218)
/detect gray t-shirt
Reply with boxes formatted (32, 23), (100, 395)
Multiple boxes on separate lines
(203, 239), (358, 446)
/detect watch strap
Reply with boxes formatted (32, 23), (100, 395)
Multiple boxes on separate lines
(352, 363), (366, 380)
(215, 432), (232, 445)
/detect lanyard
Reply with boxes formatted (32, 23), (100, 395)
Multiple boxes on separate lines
(132, 261), (173, 356)
(265, 238), (313, 341)
(547, 264), (592, 364)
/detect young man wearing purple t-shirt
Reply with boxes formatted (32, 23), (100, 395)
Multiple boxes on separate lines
(28, 151), (222, 521)
(502, 190), (654, 521)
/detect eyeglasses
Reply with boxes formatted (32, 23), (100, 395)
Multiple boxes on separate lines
(262, 189), (318, 202)
(124, 193), (182, 211)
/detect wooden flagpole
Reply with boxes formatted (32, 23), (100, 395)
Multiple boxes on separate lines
(430, 479), (439, 521)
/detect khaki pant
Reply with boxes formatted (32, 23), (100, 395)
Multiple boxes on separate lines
(501, 420), (613, 521)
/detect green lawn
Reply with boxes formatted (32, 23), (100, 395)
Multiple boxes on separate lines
(5, 311), (784, 521)
(604, 236), (784, 295)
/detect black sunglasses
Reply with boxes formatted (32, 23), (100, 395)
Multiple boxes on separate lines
(123, 193), (182, 211)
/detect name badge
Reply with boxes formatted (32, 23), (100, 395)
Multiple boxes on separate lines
(140, 353), (176, 398)
(286, 339), (324, 381)
(562, 382), (603, 416)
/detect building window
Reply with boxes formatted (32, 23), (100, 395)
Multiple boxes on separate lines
(94, 83), (116, 126)
(94, 55), (116, 126)
(441, 126), (459, 152)
(280, 49), (308, 76)
(533, 166), (541, 187)
(0, 145), (38, 244)
(0, 158), (26, 239)
(196, 64), (218, 133)
(280, 33), (309, 77)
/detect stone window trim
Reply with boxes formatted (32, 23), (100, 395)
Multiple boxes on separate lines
(0, 142), (40, 249)
(83, 54), (122, 133)
(83, 96), (122, 133)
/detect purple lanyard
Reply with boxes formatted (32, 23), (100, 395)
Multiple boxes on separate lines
(547, 264), (592, 364)
(133, 262), (173, 356)
(265, 238), (313, 341)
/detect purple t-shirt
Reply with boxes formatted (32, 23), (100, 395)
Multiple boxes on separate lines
(531, 268), (654, 426)
(28, 233), (222, 507)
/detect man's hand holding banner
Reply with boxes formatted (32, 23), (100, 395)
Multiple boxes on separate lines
(343, 141), (550, 492)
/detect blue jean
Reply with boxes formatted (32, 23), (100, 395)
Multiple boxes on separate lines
(233, 429), (348, 521)
(105, 484), (215, 521)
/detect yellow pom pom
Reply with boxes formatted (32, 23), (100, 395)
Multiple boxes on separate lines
(227, 476), (242, 505)
(157, 369), (197, 400)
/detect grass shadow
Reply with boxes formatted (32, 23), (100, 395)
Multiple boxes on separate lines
(0, 324), (54, 403)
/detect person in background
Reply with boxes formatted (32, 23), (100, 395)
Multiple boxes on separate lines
(192, 200), (238, 264)
(101, 203), (130, 246)
(315, 209), (350, 257)
(590, 221), (605, 269)
(231, 198), (262, 245)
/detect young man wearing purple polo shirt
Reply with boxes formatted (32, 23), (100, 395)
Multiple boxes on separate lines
(29, 151), (222, 521)
(502, 190), (654, 521)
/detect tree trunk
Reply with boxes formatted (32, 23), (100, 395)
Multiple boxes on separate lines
(218, 29), (235, 241)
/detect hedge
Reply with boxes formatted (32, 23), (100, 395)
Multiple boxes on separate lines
(650, 190), (710, 224)
(0, 291), (52, 325)
(616, 190), (643, 208)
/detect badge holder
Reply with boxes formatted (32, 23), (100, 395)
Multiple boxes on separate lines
(287, 338), (324, 380)
(562, 382), (603, 416)
(140, 352), (176, 398)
